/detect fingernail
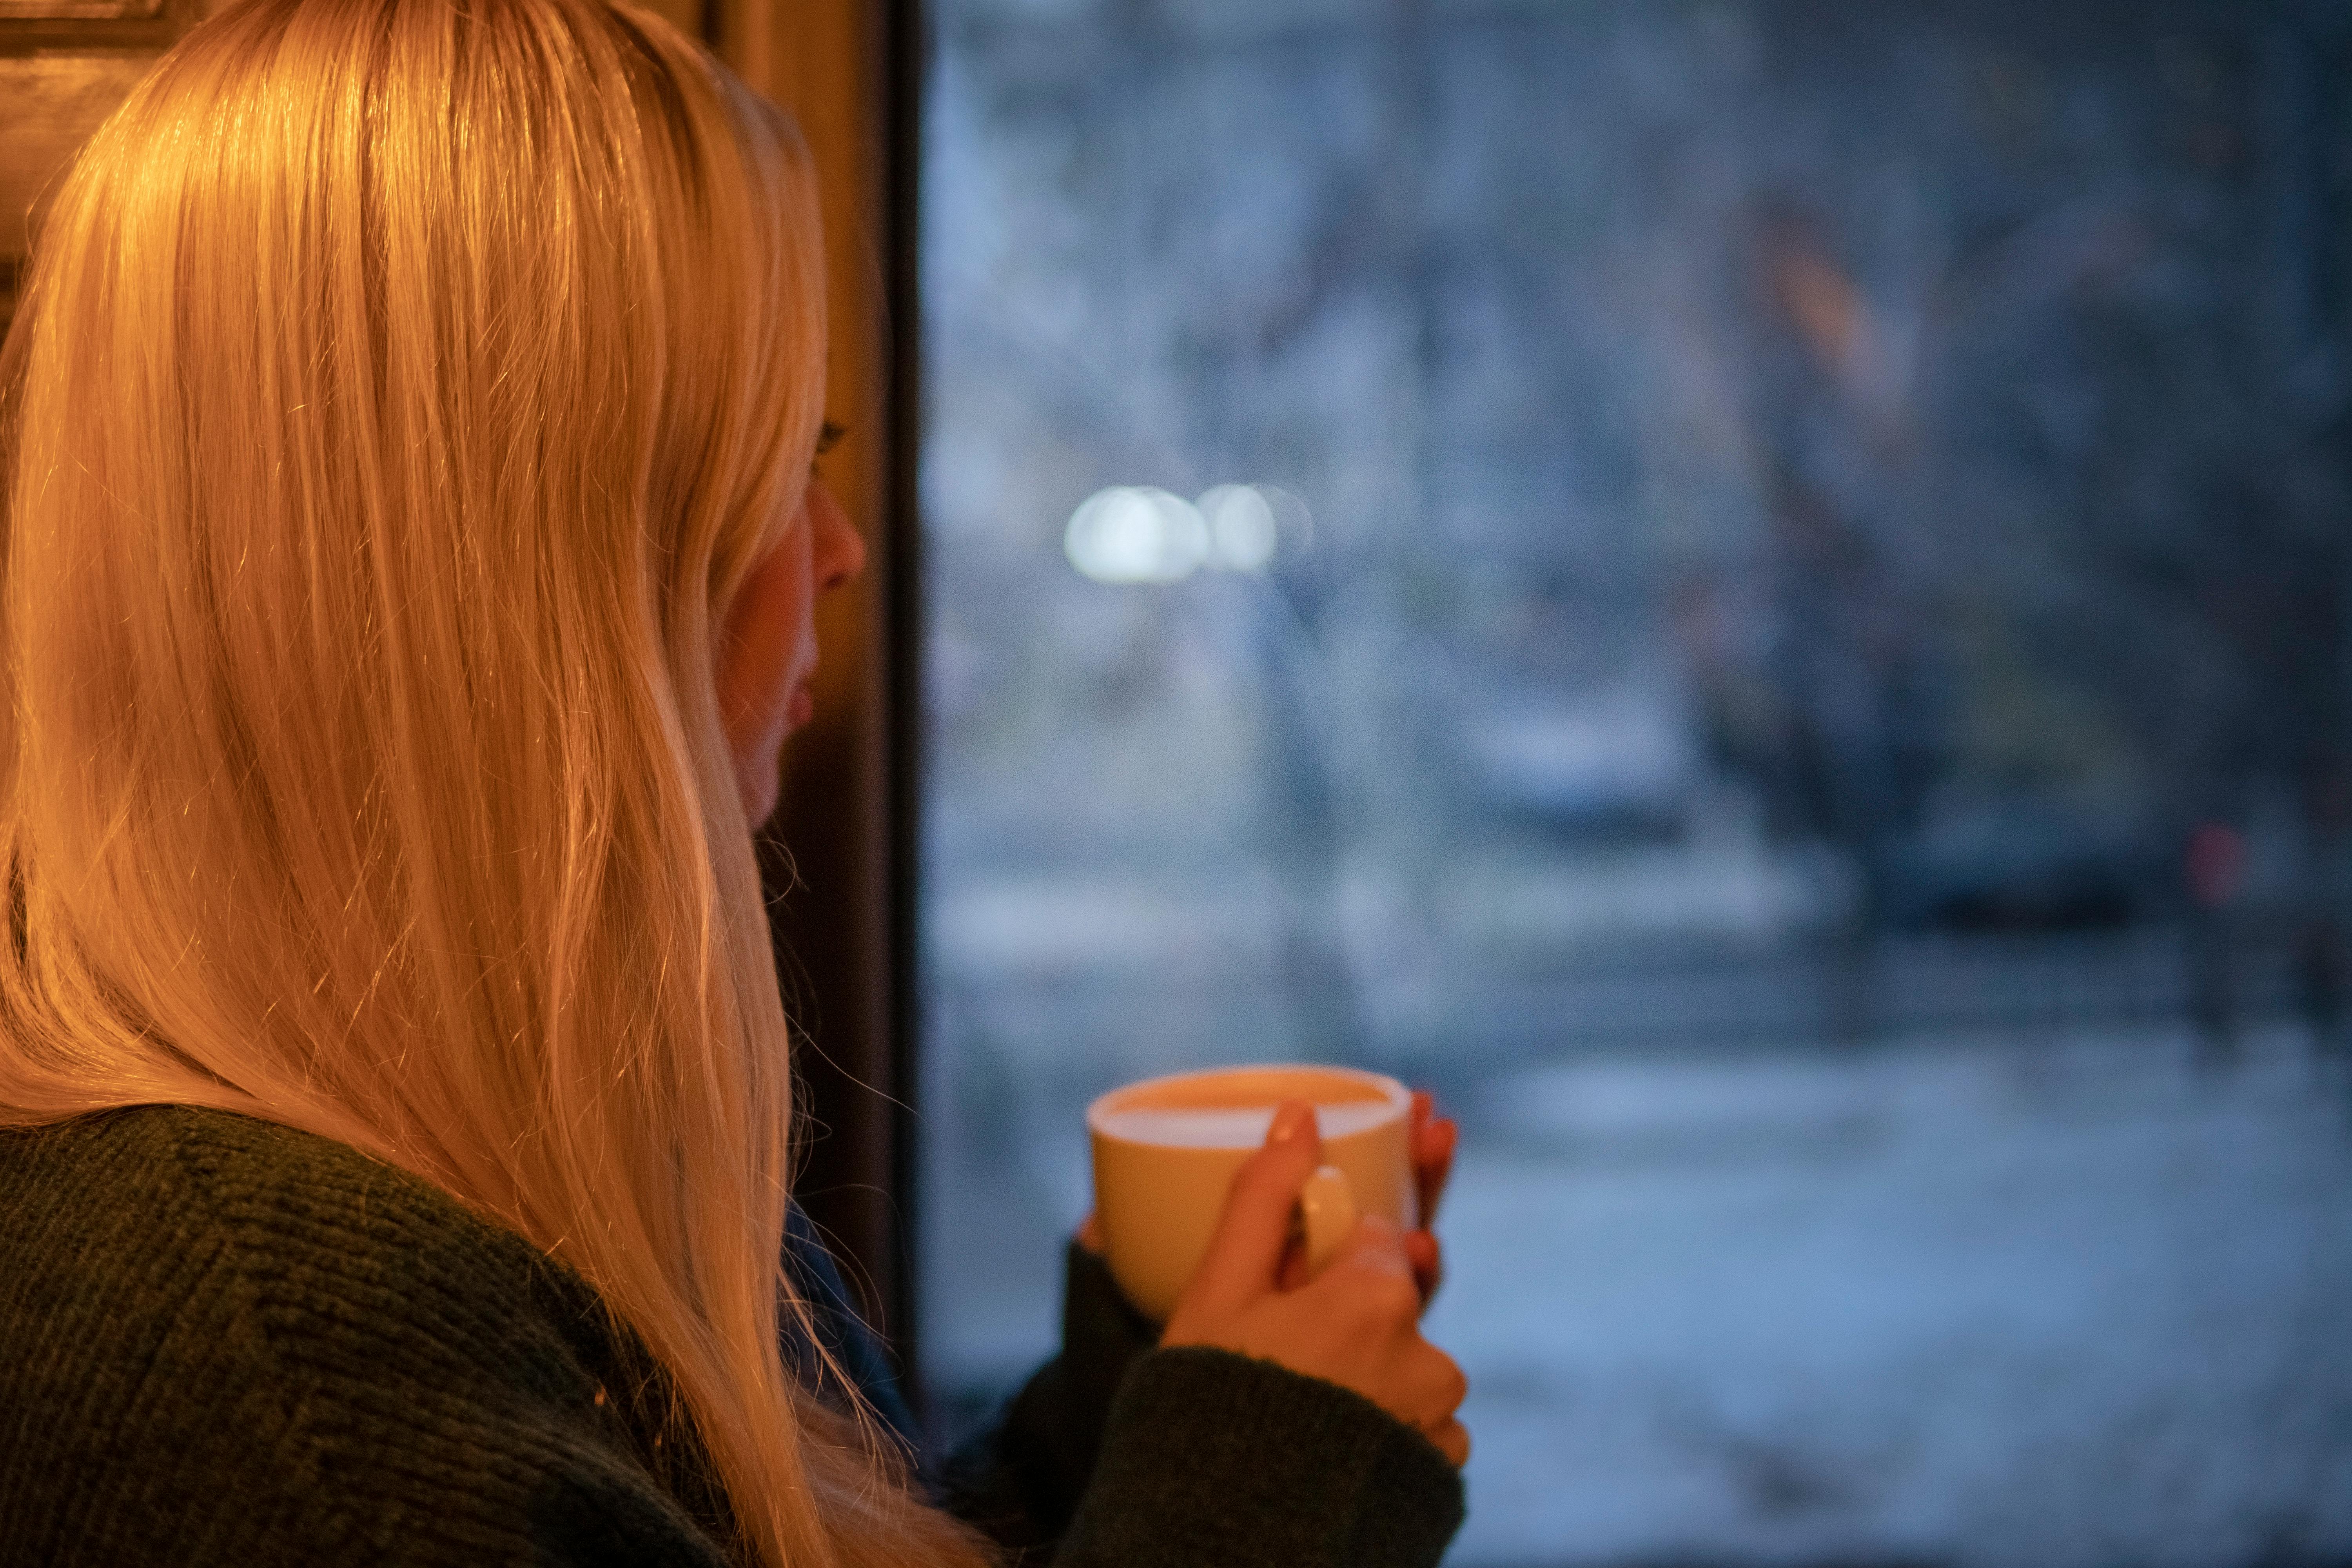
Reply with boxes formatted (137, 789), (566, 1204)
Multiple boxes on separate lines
(1270, 1102), (1315, 1145)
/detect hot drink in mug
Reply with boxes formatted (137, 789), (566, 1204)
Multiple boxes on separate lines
(1087, 1063), (1418, 1321)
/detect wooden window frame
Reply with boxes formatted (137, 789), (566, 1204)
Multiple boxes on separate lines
(698, 0), (932, 1409)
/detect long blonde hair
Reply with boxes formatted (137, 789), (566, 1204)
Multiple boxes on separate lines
(0, 1), (983, 1563)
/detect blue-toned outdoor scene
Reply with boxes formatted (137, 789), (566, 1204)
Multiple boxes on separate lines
(915, 2), (2352, 1563)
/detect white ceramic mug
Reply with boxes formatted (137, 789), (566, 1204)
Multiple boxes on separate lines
(1087, 1063), (1417, 1322)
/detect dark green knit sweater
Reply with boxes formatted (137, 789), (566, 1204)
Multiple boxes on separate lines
(0, 1105), (1462, 1566)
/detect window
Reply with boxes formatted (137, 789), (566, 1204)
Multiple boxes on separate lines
(917, 4), (2352, 1561)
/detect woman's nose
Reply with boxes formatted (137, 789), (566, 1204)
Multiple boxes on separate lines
(808, 479), (867, 592)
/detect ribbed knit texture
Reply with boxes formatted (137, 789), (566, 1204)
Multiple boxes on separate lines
(938, 1247), (1465, 1566)
(1064, 1349), (1464, 1568)
(0, 1105), (728, 1566)
(0, 1105), (1464, 1566)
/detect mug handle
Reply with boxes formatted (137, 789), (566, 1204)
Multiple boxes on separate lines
(1297, 1165), (1357, 1275)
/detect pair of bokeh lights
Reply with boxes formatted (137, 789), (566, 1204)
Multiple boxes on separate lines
(1063, 483), (1311, 584)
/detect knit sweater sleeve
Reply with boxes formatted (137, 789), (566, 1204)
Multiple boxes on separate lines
(0, 1107), (733, 1568)
(3, 1109), (1462, 1566)
(937, 1241), (1464, 1567)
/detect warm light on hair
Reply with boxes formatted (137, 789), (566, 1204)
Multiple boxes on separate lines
(0, 1), (984, 1563)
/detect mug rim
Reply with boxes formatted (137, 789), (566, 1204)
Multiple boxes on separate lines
(1086, 1062), (1409, 1141)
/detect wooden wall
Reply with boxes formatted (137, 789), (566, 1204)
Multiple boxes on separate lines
(0, 0), (218, 339)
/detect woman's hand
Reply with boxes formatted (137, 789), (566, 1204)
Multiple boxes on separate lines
(1080, 1087), (1458, 1300)
(1406, 1089), (1457, 1305)
(1160, 1101), (1470, 1467)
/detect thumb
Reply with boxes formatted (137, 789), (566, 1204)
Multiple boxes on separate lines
(1181, 1100), (1323, 1313)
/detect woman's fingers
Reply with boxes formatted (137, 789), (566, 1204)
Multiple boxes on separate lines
(1410, 1090), (1458, 1226)
(1312, 1219), (1470, 1448)
(1390, 1328), (1470, 1448)
(1275, 1241), (1314, 1292)
(1310, 1214), (1427, 1334)
(1404, 1227), (1443, 1307)
(1169, 1197), (1473, 1464)
(1424, 1416), (1472, 1469)
(1179, 1100), (1323, 1314)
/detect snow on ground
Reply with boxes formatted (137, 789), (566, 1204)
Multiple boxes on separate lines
(922, 1023), (2352, 1567)
(1429, 1026), (2352, 1567)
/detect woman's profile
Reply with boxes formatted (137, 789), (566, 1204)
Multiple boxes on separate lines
(0, 0), (1468, 1562)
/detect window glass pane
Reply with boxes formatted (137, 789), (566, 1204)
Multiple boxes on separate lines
(918, 4), (2352, 1561)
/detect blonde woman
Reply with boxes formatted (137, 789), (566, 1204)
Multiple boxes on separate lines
(0, 0), (1468, 1562)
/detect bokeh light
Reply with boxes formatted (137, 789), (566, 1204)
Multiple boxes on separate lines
(1065, 483), (1306, 583)
(1198, 483), (1277, 571)
(1063, 486), (1207, 583)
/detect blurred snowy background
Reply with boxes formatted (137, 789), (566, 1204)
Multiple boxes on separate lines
(912, 2), (2352, 1564)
